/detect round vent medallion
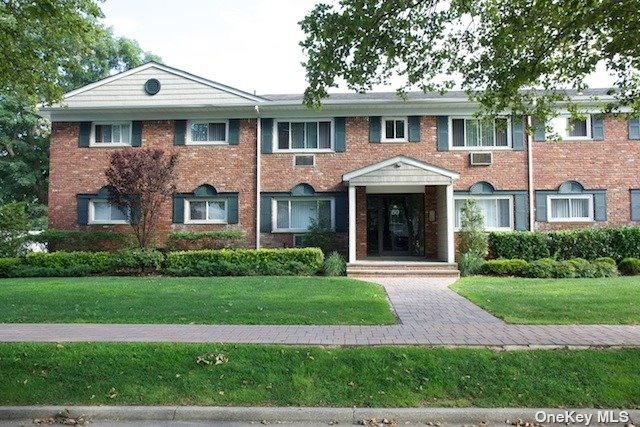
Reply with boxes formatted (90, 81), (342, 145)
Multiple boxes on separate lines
(144, 78), (161, 95)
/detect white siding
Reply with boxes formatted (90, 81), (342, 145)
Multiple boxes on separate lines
(349, 163), (453, 186)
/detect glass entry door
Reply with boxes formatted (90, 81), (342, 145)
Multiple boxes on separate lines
(366, 194), (425, 256)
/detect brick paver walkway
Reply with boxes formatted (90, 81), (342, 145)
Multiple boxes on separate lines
(1, 278), (640, 346)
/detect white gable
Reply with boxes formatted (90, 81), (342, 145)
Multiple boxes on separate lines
(343, 156), (460, 186)
(59, 63), (264, 109)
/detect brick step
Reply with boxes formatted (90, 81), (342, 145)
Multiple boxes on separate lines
(347, 268), (460, 278)
(347, 264), (458, 271)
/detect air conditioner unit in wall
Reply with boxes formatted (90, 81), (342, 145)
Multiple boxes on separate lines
(294, 154), (315, 166)
(469, 152), (493, 166)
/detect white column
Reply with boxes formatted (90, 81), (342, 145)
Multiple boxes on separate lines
(446, 184), (455, 263)
(348, 185), (357, 263)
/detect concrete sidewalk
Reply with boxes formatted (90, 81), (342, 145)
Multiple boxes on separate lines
(1, 278), (639, 346)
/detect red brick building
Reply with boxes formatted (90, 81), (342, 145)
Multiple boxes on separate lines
(41, 63), (640, 265)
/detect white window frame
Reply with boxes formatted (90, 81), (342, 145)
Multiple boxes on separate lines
(381, 116), (409, 143)
(90, 122), (133, 147)
(186, 120), (229, 145)
(449, 116), (512, 150)
(184, 198), (228, 224)
(454, 195), (514, 231)
(548, 115), (592, 140)
(547, 194), (594, 222)
(273, 119), (334, 153)
(88, 199), (130, 225)
(271, 197), (335, 233)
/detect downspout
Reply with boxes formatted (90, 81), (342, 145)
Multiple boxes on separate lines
(527, 113), (535, 232)
(255, 105), (261, 249)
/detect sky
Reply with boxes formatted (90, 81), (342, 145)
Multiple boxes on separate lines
(101, 0), (616, 96)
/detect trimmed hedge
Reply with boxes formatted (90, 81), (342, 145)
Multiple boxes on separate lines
(110, 249), (164, 273)
(0, 257), (20, 277)
(23, 251), (112, 273)
(481, 259), (528, 277)
(479, 258), (618, 278)
(618, 258), (640, 276)
(489, 227), (640, 262)
(164, 248), (324, 276)
(35, 230), (134, 252)
(166, 230), (245, 251)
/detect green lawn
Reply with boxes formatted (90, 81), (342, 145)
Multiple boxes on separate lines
(0, 276), (395, 325)
(0, 343), (638, 407)
(452, 276), (640, 324)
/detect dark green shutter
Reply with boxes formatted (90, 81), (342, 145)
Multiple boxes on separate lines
(174, 120), (187, 145)
(227, 194), (239, 224)
(260, 194), (272, 232)
(334, 117), (346, 152)
(436, 116), (449, 151)
(334, 192), (348, 232)
(514, 193), (528, 230)
(631, 189), (640, 221)
(594, 191), (607, 221)
(534, 191), (547, 222)
(369, 116), (381, 143)
(261, 119), (273, 153)
(591, 115), (604, 140)
(228, 119), (240, 145)
(534, 117), (546, 141)
(78, 122), (91, 147)
(408, 116), (421, 142)
(629, 118), (640, 140)
(172, 195), (186, 223)
(511, 116), (525, 151)
(76, 195), (90, 225)
(131, 121), (143, 147)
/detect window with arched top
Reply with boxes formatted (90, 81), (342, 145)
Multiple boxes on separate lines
(172, 184), (238, 225)
(535, 180), (606, 223)
(454, 181), (514, 231)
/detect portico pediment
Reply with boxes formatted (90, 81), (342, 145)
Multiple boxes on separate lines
(342, 156), (459, 186)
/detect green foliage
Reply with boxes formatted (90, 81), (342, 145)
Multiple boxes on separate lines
(165, 248), (324, 276)
(166, 230), (245, 251)
(300, 0), (640, 118)
(490, 227), (640, 262)
(594, 257), (617, 267)
(524, 258), (569, 279)
(322, 251), (346, 276)
(301, 220), (338, 255)
(0, 257), (20, 277)
(24, 251), (111, 273)
(458, 253), (486, 277)
(458, 199), (488, 258)
(565, 258), (598, 278)
(618, 258), (640, 276)
(592, 259), (619, 278)
(8, 265), (92, 278)
(35, 230), (134, 252)
(481, 259), (528, 277)
(110, 249), (164, 273)
(0, 202), (29, 257)
(489, 232), (550, 261)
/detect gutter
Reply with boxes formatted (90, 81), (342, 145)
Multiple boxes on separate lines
(527, 114), (535, 232)
(255, 105), (261, 249)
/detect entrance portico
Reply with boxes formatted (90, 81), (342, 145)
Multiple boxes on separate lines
(343, 156), (460, 263)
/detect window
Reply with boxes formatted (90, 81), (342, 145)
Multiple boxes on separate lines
(276, 120), (332, 151)
(382, 117), (407, 142)
(185, 199), (228, 223)
(547, 195), (593, 222)
(549, 115), (592, 139)
(273, 198), (334, 232)
(451, 117), (510, 149)
(188, 121), (227, 144)
(93, 123), (131, 145)
(89, 200), (130, 224)
(454, 197), (513, 230)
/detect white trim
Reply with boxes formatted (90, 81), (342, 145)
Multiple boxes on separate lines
(453, 195), (514, 231)
(343, 155), (460, 183)
(88, 199), (130, 225)
(90, 121), (133, 147)
(547, 194), (594, 222)
(380, 116), (408, 143)
(61, 62), (266, 102)
(348, 186), (356, 263)
(448, 116), (512, 150)
(446, 185), (455, 263)
(272, 119), (335, 153)
(548, 115), (593, 140)
(184, 198), (228, 224)
(185, 119), (229, 145)
(271, 197), (335, 233)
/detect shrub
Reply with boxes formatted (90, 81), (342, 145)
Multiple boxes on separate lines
(0, 202), (29, 257)
(458, 253), (486, 276)
(554, 260), (577, 278)
(592, 259), (618, 278)
(458, 199), (488, 258)
(524, 258), (558, 278)
(618, 258), (640, 276)
(566, 258), (597, 278)
(594, 257), (616, 267)
(481, 259), (528, 277)
(0, 257), (20, 277)
(323, 251), (346, 276)
(110, 248), (164, 273)
(488, 232), (550, 261)
(8, 265), (92, 278)
(165, 248), (324, 276)
(166, 230), (245, 251)
(35, 230), (134, 252)
(301, 220), (339, 255)
(24, 251), (112, 273)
